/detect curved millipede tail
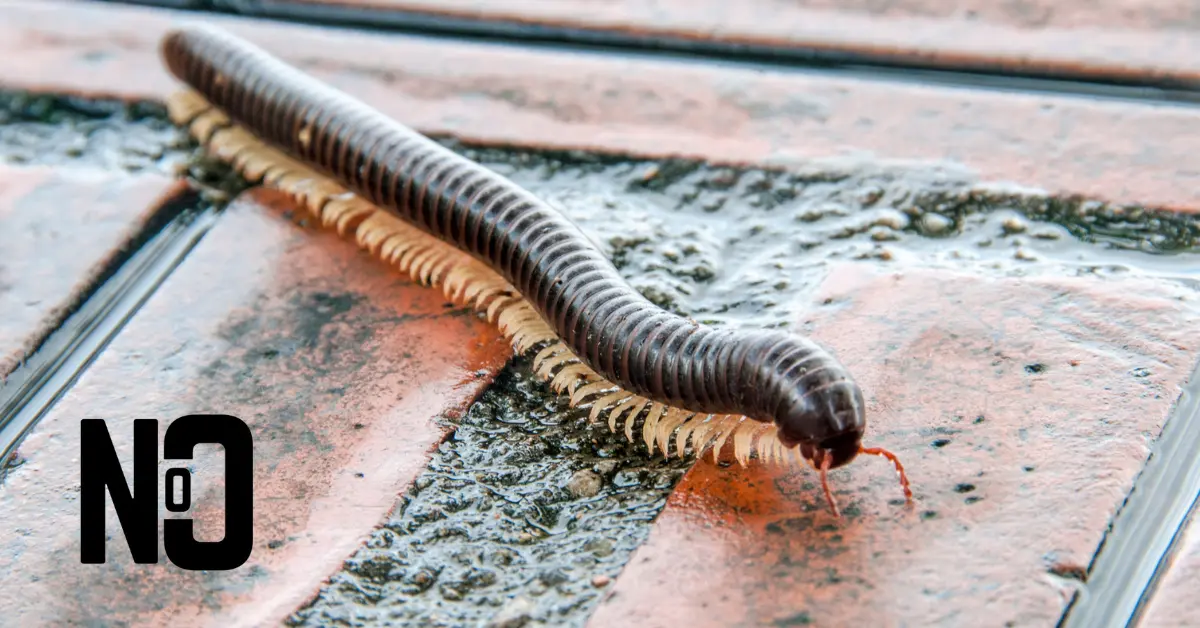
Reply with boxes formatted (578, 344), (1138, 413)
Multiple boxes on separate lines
(159, 25), (912, 516)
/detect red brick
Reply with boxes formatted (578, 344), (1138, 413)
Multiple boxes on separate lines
(2, 1), (1199, 210)
(1141, 519), (1200, 627)
(0, 188), (510, 626)
(0, 165), (177, 378)
(295, 0), (1200, 82)
(588, 264), (1200, 627)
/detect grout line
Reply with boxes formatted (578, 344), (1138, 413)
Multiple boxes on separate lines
(1059, 357), (1200, 628)
(0, 194), (220, 472)
(92, 0), (1200, 109)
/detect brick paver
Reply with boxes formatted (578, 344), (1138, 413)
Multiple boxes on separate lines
(0, 165), (178, 378)
(0, 188), (510, 626)
(288, 0), (1200, 82)
(2, 1), (1199, 209)
(588, 264), (1200, 627)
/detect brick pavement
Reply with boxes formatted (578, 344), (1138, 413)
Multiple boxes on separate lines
(0, 2), (1197, 625)
(0, 189), (509, 626)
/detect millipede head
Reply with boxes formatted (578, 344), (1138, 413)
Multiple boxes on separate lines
(761, 354), (913, 515)
(797, 440), (913, 518)
(774, 377), (867, 471)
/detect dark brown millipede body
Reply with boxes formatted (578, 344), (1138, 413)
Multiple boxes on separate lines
(159, 25), (912, 516)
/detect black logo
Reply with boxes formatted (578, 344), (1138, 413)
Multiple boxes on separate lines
(79, 414), (253, 570)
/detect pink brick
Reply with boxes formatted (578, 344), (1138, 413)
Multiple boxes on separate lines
(0, 188), (510, 627)
(590, 264), (1199, 627)
(0, 165), (177, 378)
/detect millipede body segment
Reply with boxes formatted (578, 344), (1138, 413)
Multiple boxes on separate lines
(159, 25), (911, 516)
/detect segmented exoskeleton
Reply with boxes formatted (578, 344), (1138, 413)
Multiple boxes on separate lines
(159, 25), (911, 516)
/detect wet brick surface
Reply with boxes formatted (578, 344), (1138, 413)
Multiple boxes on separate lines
(3, 1), (1200, 209)
(452, 143), (1198, 332)
(0, 165), (177, 378)
(0, 188), (510, 627)
(1, 1), (1198, 625)
(588, 263), (1200, 627)
(0, 89), (191, 173)
(288, 357), (691, 628)
(280, 144), (1198, 626)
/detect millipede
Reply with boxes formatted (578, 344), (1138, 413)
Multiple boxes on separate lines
(158, 24), (912, 517)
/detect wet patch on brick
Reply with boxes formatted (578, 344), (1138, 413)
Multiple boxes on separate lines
(0, 89), (192, 172)
(449, 144), (1199, 333)
(287, 356), (691, 627)
(0, 89), (248, 483)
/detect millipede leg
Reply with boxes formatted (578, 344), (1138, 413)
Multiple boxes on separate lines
(820, 453), (841, 518)
(859, 445), (914, 503)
